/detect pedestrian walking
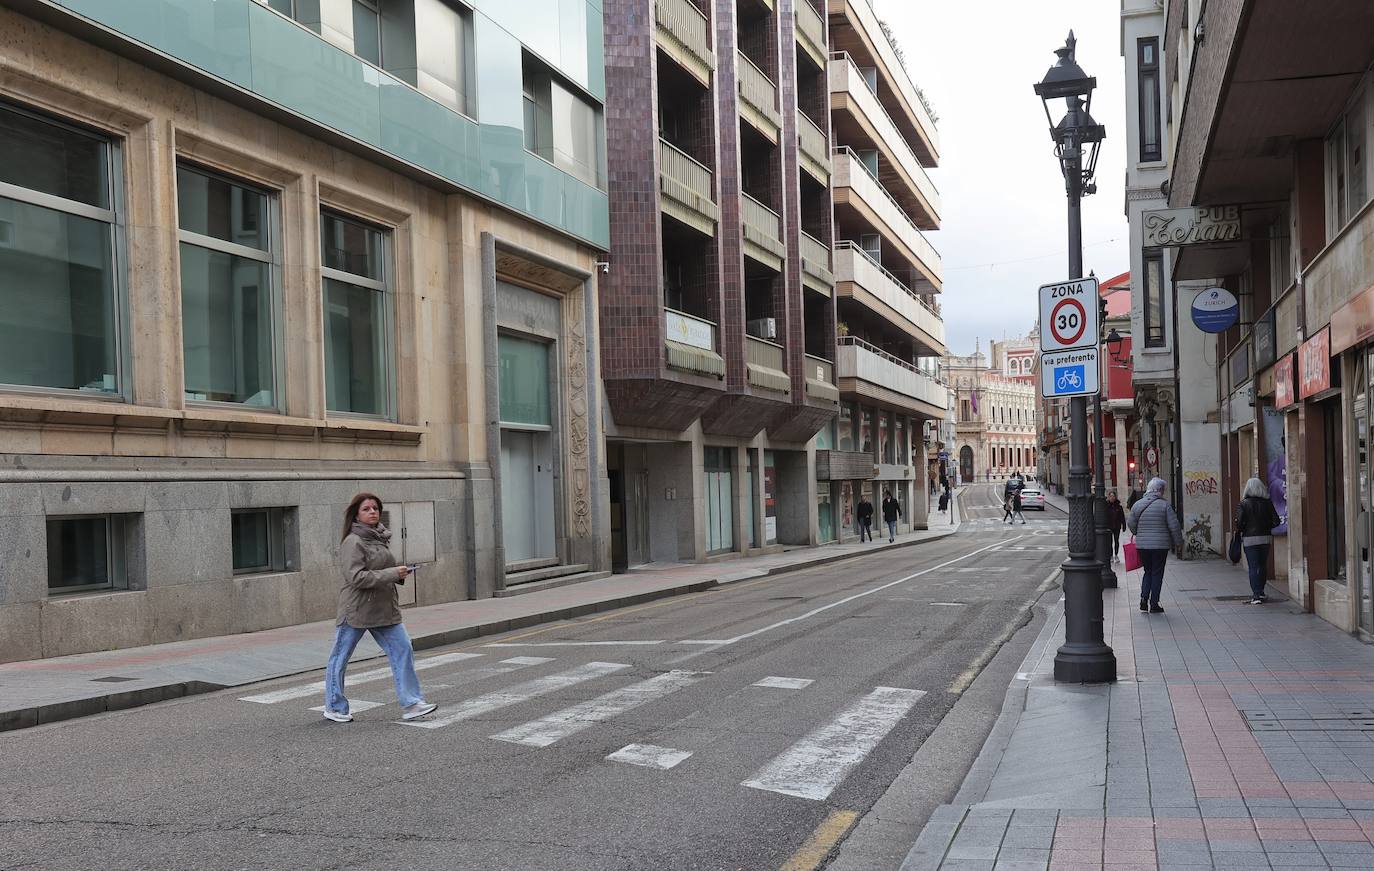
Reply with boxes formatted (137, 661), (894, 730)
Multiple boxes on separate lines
(881, 489), (902, 542)
(1126, 477), (1183, 614)
(1002, 492), (1015, 523)
(1010, 488), (1026, 524)
(856, 494), (874, 542)
(323, 492), (438, 723)
(1105, 490), (1126, 562)
(1235, 477), (1282, 604)
(938, 484), (950, 513)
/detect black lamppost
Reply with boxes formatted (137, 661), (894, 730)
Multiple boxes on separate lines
(1095, 302), (1119, 590)
(1034, 32), (1116, 684)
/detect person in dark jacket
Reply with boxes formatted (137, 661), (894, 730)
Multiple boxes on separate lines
(1236, 477), (1282, 604)
(1009, 488), (1026, 524)
(1105, 490), (1127, 562)
(856, 495), (874, 542)
(881, 489), (902, 542)
(1126, 477), (1183, 613)
(323, 493), (438, 723)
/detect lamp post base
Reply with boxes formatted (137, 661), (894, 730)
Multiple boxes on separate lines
(1054, 642), (1119, 682)
(1053, 556), (1117, 684)
(1095, 522), (1118, 589)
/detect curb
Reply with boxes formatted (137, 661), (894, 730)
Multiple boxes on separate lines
(1, 507), (969, 734)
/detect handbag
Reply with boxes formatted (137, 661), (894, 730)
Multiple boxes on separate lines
(1122, 537), (1141, 572)
(1228, 533), (1243, 565)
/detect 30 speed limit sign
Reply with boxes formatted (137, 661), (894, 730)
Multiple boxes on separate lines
(1038, 276), (1100, 353)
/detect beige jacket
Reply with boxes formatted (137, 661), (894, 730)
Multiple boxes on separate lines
(337, 522), (403, 628)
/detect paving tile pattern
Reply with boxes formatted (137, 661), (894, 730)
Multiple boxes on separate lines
(905, 556), (1374, 870)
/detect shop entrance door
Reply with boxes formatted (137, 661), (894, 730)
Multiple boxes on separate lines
(1359, 353), (1372, 636)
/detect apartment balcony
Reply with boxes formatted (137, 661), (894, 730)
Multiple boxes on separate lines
(805, 353), (840, 402)
(1306, 200), (1374, 337)
(746, 336), (791, 393)
(655, 0), (714, 86)
(664, 308), (726, 378)
(836, 336), (947, 418)
(737, 51), (781, 144)
(741, 193), (786, 271)
(800, 231), (834, 295)
(659, 138), (719, 236)
(829, 51), (940, 229)
(795, 0), (827, 68)
(832, 146), (941, 291)
(826, 0), (939, 165)
(834, 241), (944, 355)
(797, 111), (831, 184)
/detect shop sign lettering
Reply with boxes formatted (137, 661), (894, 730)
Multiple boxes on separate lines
(1275, 354), (1295, 408)
(1298, 328), (1331, 399)
(1142, 206), (1242, 247)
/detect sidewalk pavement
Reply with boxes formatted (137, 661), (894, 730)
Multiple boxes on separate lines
(0, 489), (966, 733)
(902, 552), (1374, 870)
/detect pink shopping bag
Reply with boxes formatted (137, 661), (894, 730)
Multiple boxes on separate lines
(1122, 538), (1141, 572)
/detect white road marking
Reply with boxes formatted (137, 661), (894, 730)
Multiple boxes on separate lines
(310, 700), (383, 714)
(607, 743), (693, 770)
(753, 677), (814, 690)
(401, 661), (631, 730)
(431, 656), (556, 688)
(929, 602), (966, 607)
(681, 537), (1027, 646)
(490, 670), (706, 747)
(742, 686), (927, 801)
(483, 641), (665, 647)
(238, 652), (484, 704)
(954, 567), (1009, 573)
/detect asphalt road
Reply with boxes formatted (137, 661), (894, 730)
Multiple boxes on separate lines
(0, 484), (1067, 871)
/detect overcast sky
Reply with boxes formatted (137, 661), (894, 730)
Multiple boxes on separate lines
(876, 0), (1130, 357)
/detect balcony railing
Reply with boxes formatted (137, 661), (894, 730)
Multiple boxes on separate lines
(741, 193), (785, 267)
(836, 335), (947, 410)
(833, 146), (941, 287)
(736, 50), (780, 141)
(800, 231), (834, 292)
(805, 353), (840, 402)
(746, 336), (791, 393)
(831, 0), (939, 159)
(655, 0), (714, 85)
(833, 241), (943, 350)
(795, 0), (827, 67)
(664, 308), (725, 377)
(829, 51), (940, 225)
(659, 138), (719, 235)
(797, 111), (831, 182)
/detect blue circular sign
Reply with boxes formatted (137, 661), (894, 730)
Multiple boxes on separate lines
(1191, 287), (1239, 333)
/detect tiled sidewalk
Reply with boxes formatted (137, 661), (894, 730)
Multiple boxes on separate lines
(0, 491), (964, 731)
(903, 554), (1374, 870)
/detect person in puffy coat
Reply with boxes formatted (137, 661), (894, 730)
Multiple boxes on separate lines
(1235, 477), (1282, 605)
(1126, 477), (1182, 614)
(322, 492), (438, 723)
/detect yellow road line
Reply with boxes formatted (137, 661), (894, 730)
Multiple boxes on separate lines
(780, 809), (860, 871)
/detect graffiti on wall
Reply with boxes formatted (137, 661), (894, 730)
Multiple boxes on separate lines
(1184, 471), (1219, 497)
(1181, 421), (1223, 558)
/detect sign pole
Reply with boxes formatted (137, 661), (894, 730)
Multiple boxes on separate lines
(1052, 104), (1116, 684)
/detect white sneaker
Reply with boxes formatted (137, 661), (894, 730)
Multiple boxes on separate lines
(322, 709), (353, 723)
(402, 702), (437, 720)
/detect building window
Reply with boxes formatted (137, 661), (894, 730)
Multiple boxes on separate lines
(1143, 248), (1166, 348)
(176, 164), (277, 406)
(1326, 93), (1367, 237)
(46, 515), (129, 594)
(414, 0), (473, 116)
(837, 403), (855, 451)
(1137, 38), (1162, 163)
(0, 102), (120, 395)
(523, 55), (606, 189)
(351, 0), (383, 66)
(879, 411), (891, 463)
(860, 407), (874, 453)
(231, 507), (292, 574)
(896, 416), (908, 464)
(321, 209), (392, 417)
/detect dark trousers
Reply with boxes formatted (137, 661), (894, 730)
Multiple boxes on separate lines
(1110, 530), (1121, 557)
(1243, 544), (1269, 598)
(859, 518), (872, 541)
(1138, 548), (1169, 605)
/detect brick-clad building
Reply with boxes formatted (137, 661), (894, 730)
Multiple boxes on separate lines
(599, 0), (840, 566)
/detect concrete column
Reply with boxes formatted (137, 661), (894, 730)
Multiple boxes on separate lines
(911, 435), (930, 530)
(1114, 416), (1128, 498)
(775, 450), (813, 546)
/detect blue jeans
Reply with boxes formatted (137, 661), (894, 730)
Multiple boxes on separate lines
(1243, 544), (1269, 598)
(324, 622), (425, 714)
(886, 520), (897, 540)
(1138, 548), (1169, 606)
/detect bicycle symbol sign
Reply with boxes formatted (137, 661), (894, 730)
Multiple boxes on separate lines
(1039, 351), (1098, 398)
(1049, 298), (1087, 347)
(1055, 367), (1084, 391)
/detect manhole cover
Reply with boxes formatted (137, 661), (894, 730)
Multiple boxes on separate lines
(1248, 717), (1374, 732)
(1212, 595), (1253, 602)
(90, 676), (138, 683)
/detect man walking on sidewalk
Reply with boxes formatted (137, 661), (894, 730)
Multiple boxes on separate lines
(856, 494), (874, 542)
(881, 489), (902, 542)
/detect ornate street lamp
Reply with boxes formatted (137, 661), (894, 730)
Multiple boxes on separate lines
(1034, 32), (1116, 684)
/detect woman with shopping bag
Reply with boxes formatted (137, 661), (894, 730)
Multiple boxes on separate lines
(1126, 477), (1183, 613)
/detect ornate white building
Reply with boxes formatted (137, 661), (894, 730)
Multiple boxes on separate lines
(945, 339), (1039, 483)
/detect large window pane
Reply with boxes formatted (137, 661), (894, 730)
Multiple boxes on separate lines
(179, 244), (274, 405)
(47, 516), (113, 592)
(176, 166), (268, 249)
(231, 510), (272, 573)
(551, 81), (603, 188)
(321, 211), (385, 280)
(1144, 249), (1165, 347)
(352, 0), (382, 66)
(324, 277), (387, 415)
(498, 334), (551, 426)
(415, 0), (470, 115)
(0, 197), (116, 391)
(0, 105), (108, 208)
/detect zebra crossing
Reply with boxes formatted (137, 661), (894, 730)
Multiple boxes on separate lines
(238, 652), (927, 802)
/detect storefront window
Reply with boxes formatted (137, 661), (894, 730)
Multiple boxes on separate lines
(861, 408), (874, 454)
(837, 404), (854, 451)
(879, 412), (891, 464)
(815, 419), (835, 451)
(896, 416), (908, 464)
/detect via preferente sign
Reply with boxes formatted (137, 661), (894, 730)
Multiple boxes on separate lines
(1038, 277), (1100, 353)
(1142, 206), (1241, 247)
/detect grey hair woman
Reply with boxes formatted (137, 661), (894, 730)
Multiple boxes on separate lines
(1126, 477), (1183, 613)
(1235, 476), (1282, 604)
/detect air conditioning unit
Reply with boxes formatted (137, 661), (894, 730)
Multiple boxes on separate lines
(747, 317), (778, 340)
